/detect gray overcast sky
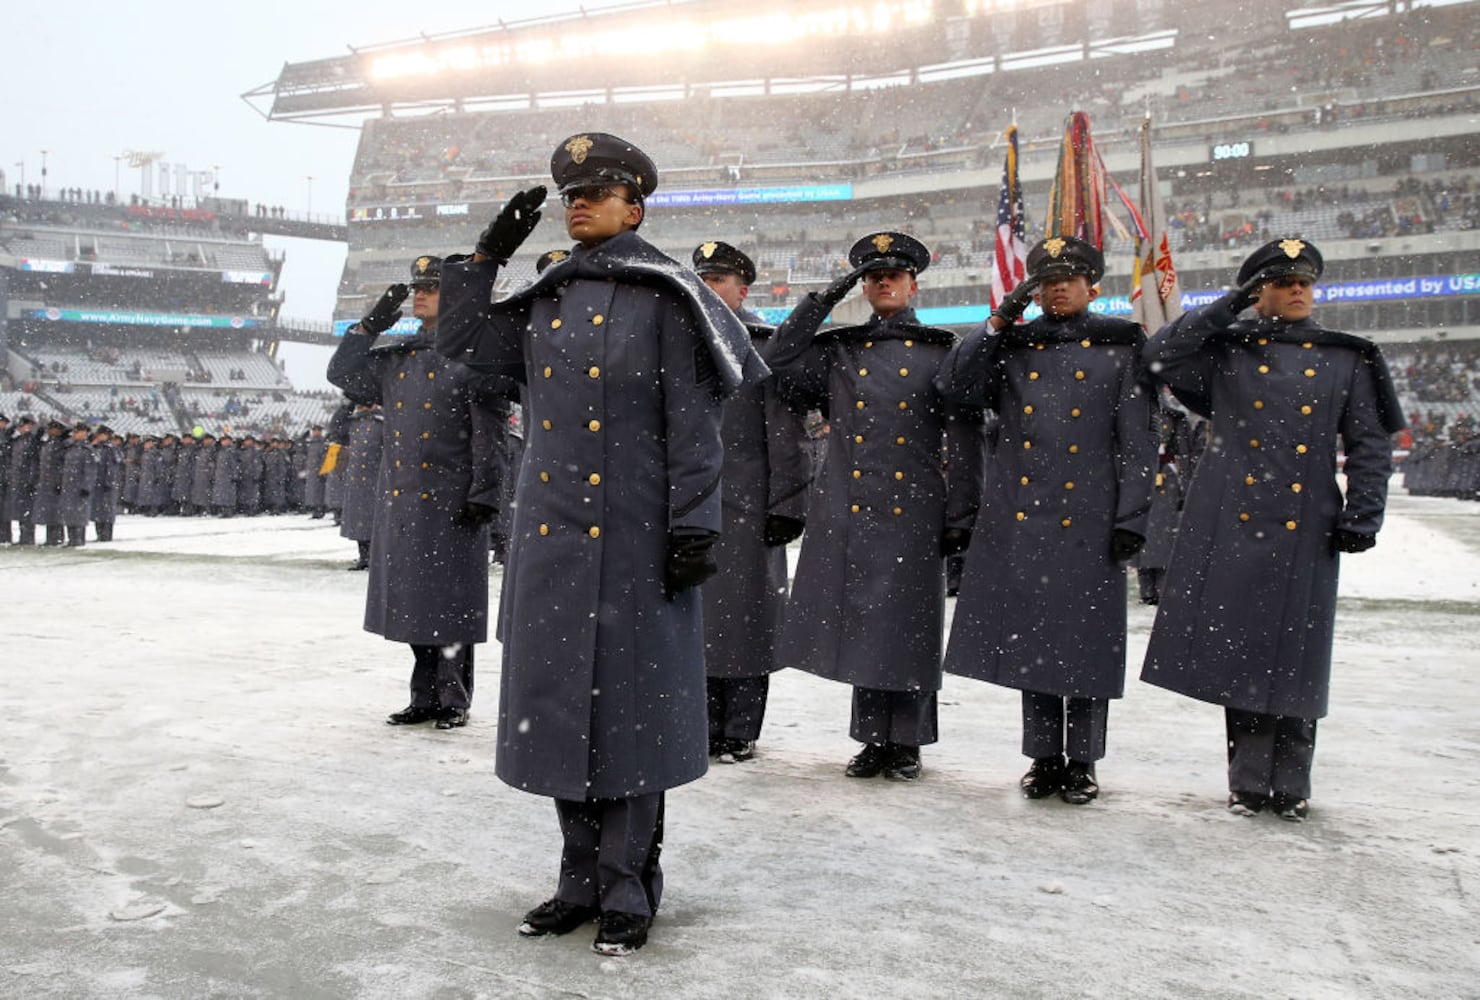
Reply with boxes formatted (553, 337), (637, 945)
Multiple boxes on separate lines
(3, 0), (638, 340)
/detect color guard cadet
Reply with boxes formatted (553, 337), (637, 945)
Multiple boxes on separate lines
(936, 236), (1157, 805)
(1140, 238), (1403, 821)
(766, 231), (985, 783)
(329, 253), (508, 732)
(691, 240), (813, 763)
(436, 132), (766, 955)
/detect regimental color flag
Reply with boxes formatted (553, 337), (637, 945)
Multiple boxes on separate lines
(1131, 116), (1184, 331)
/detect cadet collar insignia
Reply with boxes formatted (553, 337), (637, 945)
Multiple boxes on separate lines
(1044, 237), (1067, 258)
(415, 256), (432, 273)
(871, 234), (894, 254)
(700, 241), (719, 259)
(566, 135), (594, 164)
(548, 250), (568, 264)
(1279, 238), (1306, 259)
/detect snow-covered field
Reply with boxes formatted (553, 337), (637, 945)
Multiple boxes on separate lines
(2, 487), (1478, 999)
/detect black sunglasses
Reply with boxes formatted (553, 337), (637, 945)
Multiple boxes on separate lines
(560, 185), (633, 208)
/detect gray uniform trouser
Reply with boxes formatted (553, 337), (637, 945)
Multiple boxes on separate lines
(408, 643), (474, 711)
(850, 686), (938, 747)
(707, 674), (770, 741)
(1226, 708), (1317, 800)
(1022, 691), (1110, 762)
(554, 793), (664, 917)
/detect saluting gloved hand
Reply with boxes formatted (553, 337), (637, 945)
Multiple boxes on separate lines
(991, 277), (1039, 326)
(452, 501), (497, 528)
(1110, 528), (1145, 562)
(763, 514), (805, 547)
(476, 185), (547, 264)
(816, 265), (869, 310)
(1225, 271), (1269, 314)
(665, 527), (719, 599)
(940, 527), (972, 558)
(360, 284), (409, 335)
(1331, 528), (1376, 555)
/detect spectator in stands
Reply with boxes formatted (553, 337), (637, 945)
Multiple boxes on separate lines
(764, 232), (983, 783)
(329, 254), (508, 735)
(935, 236), (1157, 806)
(435, 133), (764, 957)
(1140, 238), (1403, 822)
(689, 241), (812, 766)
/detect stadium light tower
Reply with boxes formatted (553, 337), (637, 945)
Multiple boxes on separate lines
(114, 155), (122, 201)
(213, 164), (222, 197)
(40, 149), (48, 199)
(13, 161), (23, 194)
(306, 175), (315, 216)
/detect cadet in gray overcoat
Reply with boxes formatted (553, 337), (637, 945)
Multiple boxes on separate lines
(188, 434), (217, 514)
(767, 232), (985, 783)
(435, 134), (765, 957)
(1140, 238), (1402, 821)
(691, 241), (813, 763)
(302, 425), (329, 517)
(329, 254), (507, 732)
(0, 414), (11, 543)
(1136, 390), (1204, 605)
(6, 416), (41, 544)
(936, 236), (1157, 805)
(91, 428), (121, 541)
(237, 438), (264, 515)
(34, 420), (69, 545)
(58, 423), (98, 547)
(338, 404), (384, 570)
(210, 434), (240, 516)
(261, 439), (290, 513)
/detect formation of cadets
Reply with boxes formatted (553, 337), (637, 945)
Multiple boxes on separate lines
(1402, 423), (1480, 500)
(6, 130), (1414, 960)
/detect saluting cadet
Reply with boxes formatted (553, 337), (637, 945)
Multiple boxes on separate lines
(436, 133), (766, 956)
(338, 403), (384, 571)
(1140, 238), (1402, 822)
(5, 415), (40, 545)
(936, 236), (1157, 805)
(766, 232), (985, 783)
(692, 240), (813, 764)
(329, 254), (508, 732)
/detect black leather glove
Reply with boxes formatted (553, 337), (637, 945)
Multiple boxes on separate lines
(940, 527), (972, 557)
(1331, 528), (1376, 555)
(476, 185), (547, 264)
(452, 501), (497, 528)
(991, 277), (1039, 325)
(1225, 272), (1269, 314)
(360, 284), (408, 335)
(665, 528), (719, 598)
(816, 265), (869, 310)
(1110, 528), (1145, 561)
(763, 514), (805, 547)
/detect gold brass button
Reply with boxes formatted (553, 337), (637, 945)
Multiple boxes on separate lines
(395, 402), (403, 409)
(1061, 517), (1072, 527)
(892, 507), (903, 516)
(1254, 400), (1264, 410)
(897, 401), (908, 410)
(592, 315), (604, 325)
(904, 340), (913, 347)
(409, 350), (417, 356)
(1291, 483), (1303, 493)
(854, 435), (864, 444)
(589, 473), (601, 486)
(1070, 408), (1081, 418)
(894, 471), (904, 481)
(420, 462), (429, 470)
(896, 436), (905, 445)
(1064, 481), (1075, 490)
(1029, 371), (1040, 381)
(1245, 475), (1255, 486)
(859, 368), (869, 377)
(543, 366), (553, 378)
(1016, 511), (1026, 521)
(1068, 445), (1079, 454)
(1258, 365), (1270, 374)
(420, 432), (430, 440)
(589, 526), (601, 538)
(588, 366), (600, 378)
(856, 401), (865, 411)
(395, 460), (402, 468)
(1035, 343), (1045, 351)
(1239, 512), (1250, 522)
(1023, 405), (1034, 415)
(1074, 370), (1085, 380)
(392, 489), (401, 497)
(420, 492), (430, 500)
(588, 420), (601, 432)
(542, 419), (553, 430)
(1258, 338), (1268, 346)
(1296, 444), (1308, 454)
(1020, 476), (1029, 486)
(1286, 520), (1297, 531)
(1304, 368), (1316, 378)
(1080, 338), (1091, 348)
(427, 372), (435, 380)
(1301, 405), (1312, 415)
(1303, 341), (1313, 349)
(539, 523), (549, 536)
(1249, 439), (1260, 448)
(899, 368), (909, 377)
(853, 470), (862, 479)
(851, 504), (860, 513)
(394, 431), (401, 438)
(551, 319), (562, 329)
(398, 372), (406, 379)
(539, 471), (550, 482)
(865, 341), (873, 348)
(1023, 440), (1033, 450)
(423, 402), (432, 410)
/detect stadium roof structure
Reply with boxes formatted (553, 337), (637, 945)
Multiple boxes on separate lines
(243, 0), (1199, 127)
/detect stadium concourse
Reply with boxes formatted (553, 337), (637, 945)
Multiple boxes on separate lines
(0, 482), (1477, 997)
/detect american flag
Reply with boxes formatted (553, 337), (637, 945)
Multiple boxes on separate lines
(991, 125), (1028, 313)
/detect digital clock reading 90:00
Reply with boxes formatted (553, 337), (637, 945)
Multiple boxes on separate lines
(1211, 141), (1253, 161)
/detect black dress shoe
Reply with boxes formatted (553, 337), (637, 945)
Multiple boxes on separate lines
(435, 708), (468, 730)
(592, 910), (652, 956)
(717, 738), (755, 763)
(517, 898), (599, 938)
(1020, 756), (1066, 799)
(845, 742), (891, 778)
(883, 744), (922, 781)
(1227, 791), (1268, 816)
(1060, 760), (1099, 805)
(385, 706), (437, 726)
(346, 560), (368, 571)
(1271, 793), (1309, 822)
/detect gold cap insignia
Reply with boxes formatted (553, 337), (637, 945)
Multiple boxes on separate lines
(700, 242), (719, 259)
(548, 250), (568, 263)
(1279, 238), (1306, 259)
(871, 234), (894, 254)
(565, 135), (595, 165)
(415, 256), (432, 273)
(1043, 238), (1067, 258)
